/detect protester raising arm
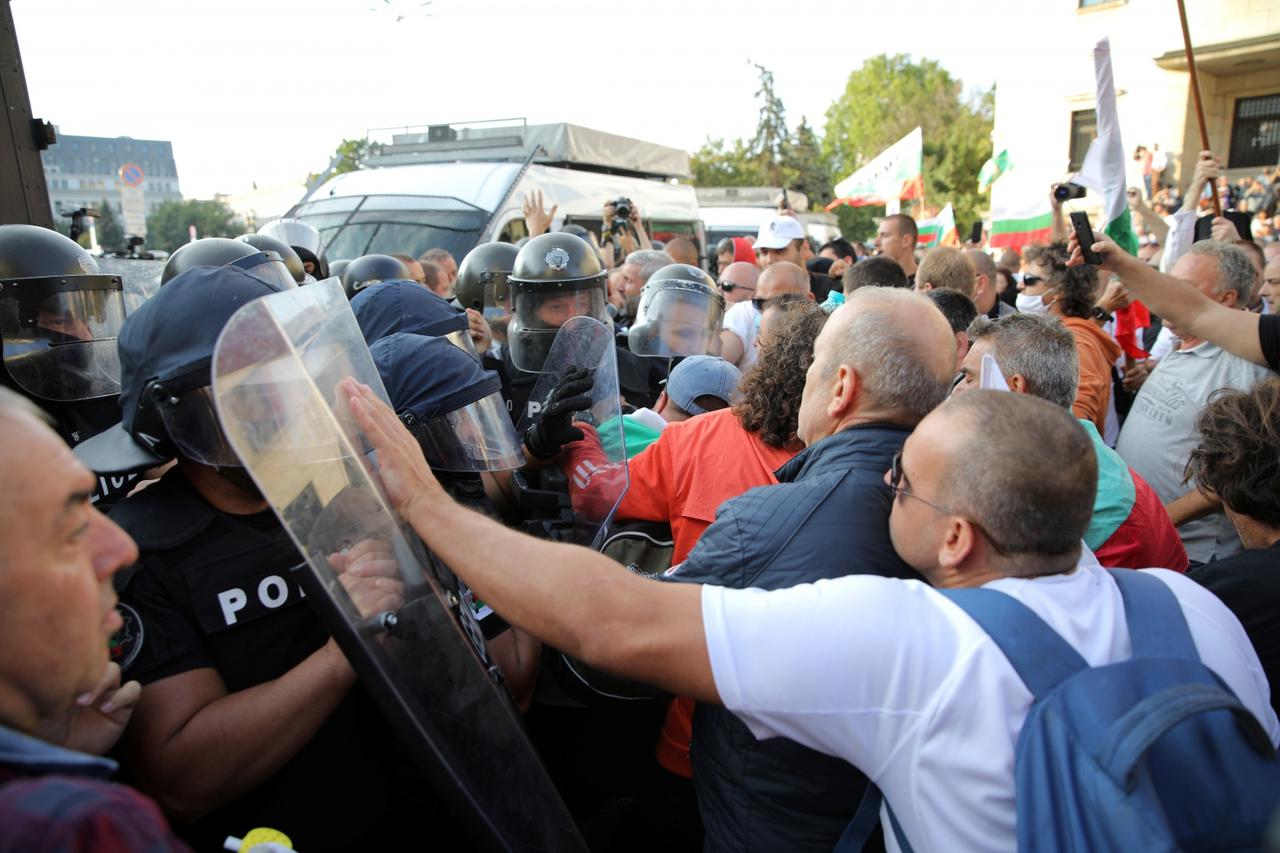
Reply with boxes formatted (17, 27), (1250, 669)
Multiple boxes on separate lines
(343, 378), (720, 703)
(1066, 230), (1272, 370)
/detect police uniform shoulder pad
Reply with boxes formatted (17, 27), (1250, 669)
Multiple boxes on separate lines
(108, 472), (218, 550)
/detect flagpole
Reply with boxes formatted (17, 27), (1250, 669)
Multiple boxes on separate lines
(1176, 0), (1222, 217)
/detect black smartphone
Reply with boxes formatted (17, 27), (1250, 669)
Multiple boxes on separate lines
(1069, 211), (1102, 265)
(969, 221), (983, 244)
(1193, 211), (1253, 242)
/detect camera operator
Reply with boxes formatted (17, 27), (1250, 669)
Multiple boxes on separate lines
(601, 198), (652, 269)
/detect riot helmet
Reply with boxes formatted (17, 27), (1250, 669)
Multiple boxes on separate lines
(74, 264), (289, 475)
(161, 237), (298, 291)
(455, 241), (518, 315)
(238, 233), (308, 284)
(350, 280), (478, 358)
(258, 217), (329, 279)
(342, 253), (412, 300)
(371, 333), (524, 472)
(506, 232), (609, 373)
(329, 258), (351, 283)
(627, 264), (725, 358)
(0, 224), (126, 403)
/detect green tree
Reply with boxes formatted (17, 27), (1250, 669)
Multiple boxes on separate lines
(750, 64), (789, 187)
(823, 54), (993, 230)
(145, 198), (244, 253)
(781, 117), (832, 208)
(95, 199), (125, 252)
(307, 138), (368, 185)
(692, 63), (828, 194)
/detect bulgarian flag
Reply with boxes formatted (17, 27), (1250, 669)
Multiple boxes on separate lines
(1072, 37), (1140, 258)
(978, 149), (1010, 193)
(990, 197), (1053, 250)
(917, 203), (958, 248)
(827, 127), (923, 209)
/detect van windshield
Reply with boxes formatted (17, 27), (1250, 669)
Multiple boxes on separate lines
(293, 194), (490, 261)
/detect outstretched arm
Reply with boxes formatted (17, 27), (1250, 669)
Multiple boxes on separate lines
(343, 379), (720, 703)
(1066, 231), (1265, 367)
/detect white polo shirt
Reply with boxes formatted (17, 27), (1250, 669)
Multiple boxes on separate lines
(702, 562), (1278, 853)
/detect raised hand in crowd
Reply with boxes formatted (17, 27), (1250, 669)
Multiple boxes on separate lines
(522, 190), (557, 238)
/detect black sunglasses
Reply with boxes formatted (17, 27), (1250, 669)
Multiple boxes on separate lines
(887, 451), (1009, 555)
(719, 280), (755, 294)
(751, 296), (781, 313)
(1022, 274), (1045, 288)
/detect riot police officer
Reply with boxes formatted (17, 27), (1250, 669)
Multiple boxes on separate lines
(257, 217), (330, 279)
(237, 233), (309, 284)
(0, 224), (136, 505)
(351, 278), (479, 358)
(160, 236), (298, 291)
(627, 264), (725, 359)
(74, 265), (453, 852)
(369, 332), (539, 705)
(502, 232), (666, 420)
(341, 253), (411, 299)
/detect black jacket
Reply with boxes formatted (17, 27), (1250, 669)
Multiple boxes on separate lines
(668, 424), (919, 852)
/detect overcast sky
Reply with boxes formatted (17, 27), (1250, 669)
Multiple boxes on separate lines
(13, 0), (1020, 199)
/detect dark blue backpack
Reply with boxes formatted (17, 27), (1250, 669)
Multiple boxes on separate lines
(839, 569), (1280, 852)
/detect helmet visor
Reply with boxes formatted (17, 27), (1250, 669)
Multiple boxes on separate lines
(627, 288), (725, 358)
(229, 252), (298, 291)
(155, 383), (242, 467)
(0, 276), (126, 401)
(404, 389), (525, 472)
(260, 219), (326, 259)
(509, 286), (608, 373)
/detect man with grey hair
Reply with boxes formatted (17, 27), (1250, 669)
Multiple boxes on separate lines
(617, 249), (672, 329)
(965, 249), (1016, 319)
(417, 247), (457, 296)
(955, 314), (1188, 572)
(0, 387), (189, 848)
(1115, 240), (1271, 564)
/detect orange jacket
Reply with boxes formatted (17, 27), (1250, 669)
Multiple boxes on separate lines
(1063, 316), (1123, 433)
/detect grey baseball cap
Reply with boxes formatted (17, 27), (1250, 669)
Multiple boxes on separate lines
(665, 355), (742, 415)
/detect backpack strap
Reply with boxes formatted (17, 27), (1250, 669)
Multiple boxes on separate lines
(940, 588), (1089, 700)
(835, 785), (914, 853)
(1106, 569), (1200, 661)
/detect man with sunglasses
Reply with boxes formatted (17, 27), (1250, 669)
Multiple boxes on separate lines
(719, 262), (814, 370)
(716, 261), (758, 306)
(347, 375), (1275, 853)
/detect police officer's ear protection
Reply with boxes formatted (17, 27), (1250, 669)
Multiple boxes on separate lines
(130, 379), (181, 459)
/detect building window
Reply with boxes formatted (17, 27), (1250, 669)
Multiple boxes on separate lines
(1229, 94), (1280, 170)
(1068, 109), (1097, 172)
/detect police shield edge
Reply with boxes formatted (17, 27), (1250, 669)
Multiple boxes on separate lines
(519, 315), (630, 550)
(210, 278), (584, 852)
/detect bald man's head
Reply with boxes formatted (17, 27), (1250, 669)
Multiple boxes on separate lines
(757, 261), (813, 301)
(797, 287), (955, 444)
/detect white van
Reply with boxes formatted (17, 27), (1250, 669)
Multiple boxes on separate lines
(289, 120), (703, 263)
(696, 187), (842, 260)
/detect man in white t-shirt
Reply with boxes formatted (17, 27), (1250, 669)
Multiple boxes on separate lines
(347, 339), (1278, 853)
(718, 261), (813, 369)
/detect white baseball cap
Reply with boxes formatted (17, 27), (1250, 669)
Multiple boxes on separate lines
(754, 215), (806, 250)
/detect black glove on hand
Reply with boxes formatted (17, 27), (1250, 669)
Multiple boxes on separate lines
(525, 368), (595, 460)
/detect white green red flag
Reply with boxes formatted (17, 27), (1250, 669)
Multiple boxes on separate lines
(990, 198), (1053, 250)
(826, 127), (923, 210)
(917, 203), (958, 248)
(978, 149), (1010, 193)
(1072, 37), (1140, 257)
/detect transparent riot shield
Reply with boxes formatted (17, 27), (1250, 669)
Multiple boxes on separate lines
(95, 257), (165, 313)
(518, 316), (629, 550)
(210, 278), (584, 853)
